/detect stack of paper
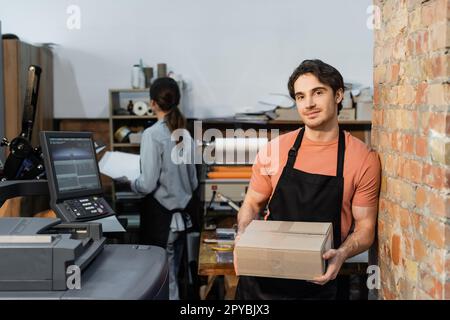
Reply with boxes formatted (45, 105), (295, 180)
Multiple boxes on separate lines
(99, 151), (141, 181)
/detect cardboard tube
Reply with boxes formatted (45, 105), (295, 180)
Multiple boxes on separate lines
(207, 172), (252, 179)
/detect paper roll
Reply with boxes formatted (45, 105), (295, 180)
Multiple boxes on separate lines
(211, 166), (252, 172)
(114, 126), (131, 143)
(133, 101), (148, 116)
(147, 104), (154, 116)
(207, 172), (252, 179)
(213, 138), (268, 164)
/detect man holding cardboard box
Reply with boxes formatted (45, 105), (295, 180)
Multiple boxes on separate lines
(234, 60), (381, 300)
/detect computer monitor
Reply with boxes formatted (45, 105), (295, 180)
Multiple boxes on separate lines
(39, 131), (117, 223)
(41, 131), (103, 201)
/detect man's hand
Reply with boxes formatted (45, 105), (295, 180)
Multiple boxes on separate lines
(309, 205), (377, 286)
(310, 248), (347, 286)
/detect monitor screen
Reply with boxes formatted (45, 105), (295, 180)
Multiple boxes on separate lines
(46, 135), (101, 195)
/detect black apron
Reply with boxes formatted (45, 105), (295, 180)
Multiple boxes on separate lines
(139, 194), (190, 248)
(236, 128), (345, 300)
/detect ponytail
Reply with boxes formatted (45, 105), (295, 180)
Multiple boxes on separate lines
(165, 105), (186, 133)
(150, 77), (186, 133)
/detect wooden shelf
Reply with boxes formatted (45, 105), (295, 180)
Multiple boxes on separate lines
(109, 88), (149, 93)
(201, 117), (372, 126)
(112, 115), (157, 120)
(109, 88), (153, 210)
(340, 120), (372, 125)
(268, 120), (372, 125)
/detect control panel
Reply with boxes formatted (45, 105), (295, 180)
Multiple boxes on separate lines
(55, 196), (114, 222)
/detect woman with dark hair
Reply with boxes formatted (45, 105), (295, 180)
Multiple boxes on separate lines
(128, 77), (198, 300)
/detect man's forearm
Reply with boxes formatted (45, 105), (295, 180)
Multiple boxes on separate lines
(337, 228), (374, 260)
(237, 201), (260, 236)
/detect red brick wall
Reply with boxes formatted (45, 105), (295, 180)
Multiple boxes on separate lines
(373, 0), (449, 299)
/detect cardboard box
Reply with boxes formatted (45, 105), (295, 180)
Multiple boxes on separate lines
(235, 220), (333, 280)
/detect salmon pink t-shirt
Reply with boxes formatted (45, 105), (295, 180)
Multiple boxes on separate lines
(250, 129), (381, 242)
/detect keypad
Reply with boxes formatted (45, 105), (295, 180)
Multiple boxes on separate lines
(64, 196), (110, 220)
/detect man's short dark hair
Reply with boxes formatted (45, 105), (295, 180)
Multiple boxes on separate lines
(288, 59), (346, 113)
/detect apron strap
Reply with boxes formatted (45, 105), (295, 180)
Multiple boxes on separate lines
(335, 129), (345, 247)
(286, 128), (305, 169)
(286, 127), (345, 175)
(336, 129), (345, 178)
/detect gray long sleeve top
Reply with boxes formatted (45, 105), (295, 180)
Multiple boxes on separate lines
(131, 119), (198, 212)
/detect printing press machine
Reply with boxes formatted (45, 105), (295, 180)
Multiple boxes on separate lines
(0, 133), (169, 299)
(0, 65), (168, 299)
(0, 217), (168, 299)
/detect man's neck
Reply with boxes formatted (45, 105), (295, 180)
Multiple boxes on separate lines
(304, 120), (339, 142)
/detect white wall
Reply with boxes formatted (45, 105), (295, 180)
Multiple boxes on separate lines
(0, 0), (373, 119)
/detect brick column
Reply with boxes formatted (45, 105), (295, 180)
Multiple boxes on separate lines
(373, 0), (449, 299)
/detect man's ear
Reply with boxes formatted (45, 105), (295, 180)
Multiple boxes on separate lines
(335, 88), (344, 104)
